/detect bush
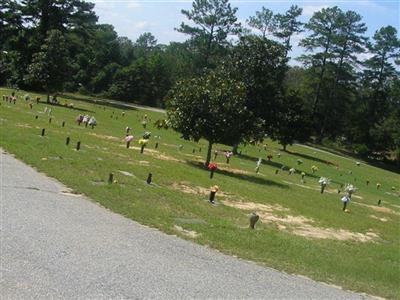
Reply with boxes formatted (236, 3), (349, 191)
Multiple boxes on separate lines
(353, 144), (370, 157)
(77, 86), (91, 95)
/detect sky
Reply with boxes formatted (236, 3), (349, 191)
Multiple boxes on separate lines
(89, 0), (399, 63)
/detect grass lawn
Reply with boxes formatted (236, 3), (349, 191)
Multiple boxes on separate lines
(1, 88), (399, 299)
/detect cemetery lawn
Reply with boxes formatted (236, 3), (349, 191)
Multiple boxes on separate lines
(1, 88), (399, 299)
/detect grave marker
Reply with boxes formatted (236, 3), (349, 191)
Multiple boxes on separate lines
(146, 173), (152, 184)
(249, 213), (259, 229)
(108, 173), (114, 184)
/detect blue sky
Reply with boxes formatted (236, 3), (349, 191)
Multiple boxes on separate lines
(90, 0), (399, 63)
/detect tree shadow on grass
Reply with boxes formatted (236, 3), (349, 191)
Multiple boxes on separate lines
(286, 150), (335, 166)
(38, 100), (95, 113)
(187, 160), (290, 189)
(305, 143), (400, 175)
(237, 153), (338, 183)
(60, 94), (138, 111)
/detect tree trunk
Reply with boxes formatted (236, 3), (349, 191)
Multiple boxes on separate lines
(205, 140), (213, 166)
(282, 144), (287, 151)
(312, 31), (332, 118)
(46, 93), (50, 103)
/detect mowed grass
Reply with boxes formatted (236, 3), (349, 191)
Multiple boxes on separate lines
(1, 88), (399, 299)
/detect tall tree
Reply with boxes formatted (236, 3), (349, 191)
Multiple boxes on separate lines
(247, 7), (275, 38)
(21, 0), (97, 39)
(319, 10), (367, 139)
(273, 5), (303, 56)
(226, 35), (288, 137)
(299, 6), (343, 118)
(177, 0), (241, 68)
(0, 0), (23, 45)
(25, 30), (70, 101)
(134, 32), (159, 58)
(361, 26), (400, 151)
(363, 26), (400, 92)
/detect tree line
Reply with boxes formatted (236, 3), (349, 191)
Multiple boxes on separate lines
(0, 0), (399, 165)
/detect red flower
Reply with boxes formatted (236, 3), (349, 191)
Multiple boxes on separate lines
(208, 163), (218, 171)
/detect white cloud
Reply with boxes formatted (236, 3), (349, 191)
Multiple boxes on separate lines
(133, 21), (149, 30)
(302, 5), (328, 17)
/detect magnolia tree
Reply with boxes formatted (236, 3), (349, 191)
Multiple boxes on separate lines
(166, 71), (261, 166)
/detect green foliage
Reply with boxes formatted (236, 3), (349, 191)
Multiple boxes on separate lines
(270, 92), (312, 150)
(167, 70), (259, 164)
(247, 6), (275, 38)
(273, 5), (303, 54)
(177, 0), (241, 67)
(25, 30), (70, 97)
(226, 35), (287, 137)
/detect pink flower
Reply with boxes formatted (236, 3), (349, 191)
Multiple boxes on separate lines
(125, 135), (134, 142)
(225, 151), (233, 158)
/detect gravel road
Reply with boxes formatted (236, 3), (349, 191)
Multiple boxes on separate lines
(0, 150), (371, 299)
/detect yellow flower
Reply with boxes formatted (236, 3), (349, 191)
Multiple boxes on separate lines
(138, 139), (149, 145)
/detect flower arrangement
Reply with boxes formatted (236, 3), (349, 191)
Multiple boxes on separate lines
(208, 162), (218, 178)
(88, 117), (97, 128)
(225, 151), (233, 163)
(311, 165), (318, 173)
(318, 177), (330, 193)
(125, 135), (134, 148)
(208, 163), (218, 171)
(139, 138), (149, 153)
(344, 184), (357, 196)
(376, 183), (381, 190)
(143, 132), (151, 139)
(277, 153), (281, 158)
(319, 177), (330, 185)
(356, 161), (360, 166)
(76, 114), (84, 125)
(82, 115), (90, 124)
(125, 135), (134, 142)
(138, 139), (148, 146)
(289, 168), (296, 175)
(297, 159), (303, 165)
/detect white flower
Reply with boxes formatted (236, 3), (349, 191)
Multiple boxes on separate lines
(344, 184), (357, 195)
(88, 117), (97, 126)
(319, 177), (330, 186)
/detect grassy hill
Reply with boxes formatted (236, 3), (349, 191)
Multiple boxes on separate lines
(1, 88), (399, 299)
